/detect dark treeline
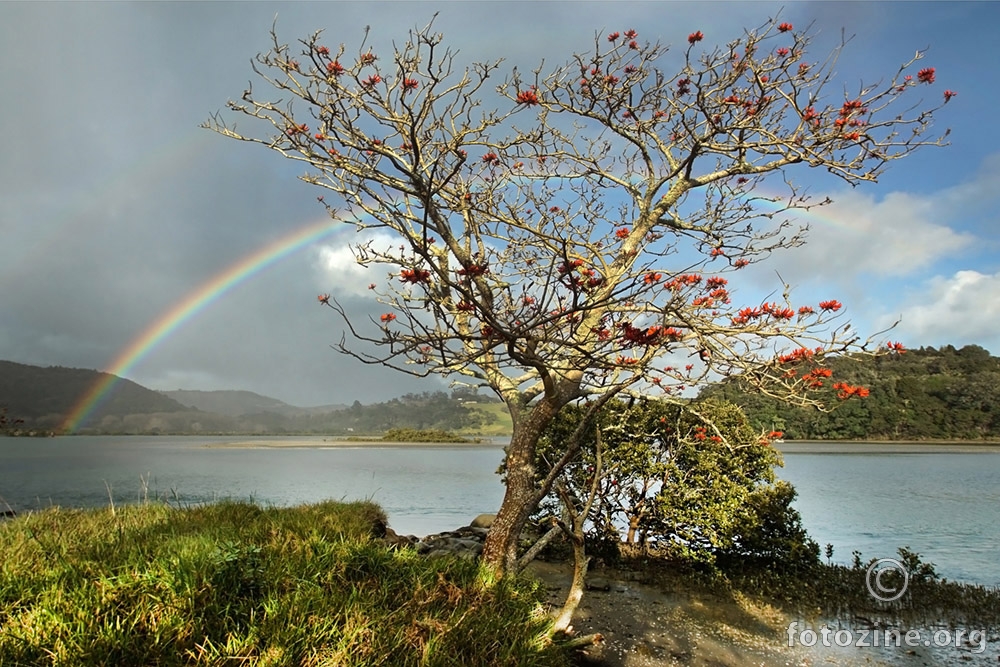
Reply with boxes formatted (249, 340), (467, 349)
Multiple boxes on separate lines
(701, 344), (1000, 440)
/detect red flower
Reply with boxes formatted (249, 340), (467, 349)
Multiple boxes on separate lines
(777, 22), (793, 32)
(455, 300), (475, 312)
(710, 248), (726, 257)
(705, 276), (728, 289)
(733, 259), (750, 269)
(887, 341), (907, 354)
(797, 305), (815, 316)
(359, 51), (377, 65)
(316, 45), (330, 56)
(615, 227), (630, 239)
(399, 268), (431, 284)
(624, 29), (638, 39)
(317, 294), (330, 305)
(819, 300), (842, 312)
(368, 283), (376, 290)
(401, 77), (419, 92)
(380, 313), (396, 322)
(516, 89), (540, 105)
(643, 272), (662, 285)
(607, 31), (620, 42)
(944, 89), (957, 102)
(917, 67), (936, 84)
(688, 31), (704, 44)
(482, 152), (500, 166)
(776, 47), (790, 57)
(629, 40), (639, 50)
(768, 430), (784, 439)
(361, 74), (382, 87)
(327, 61), (345, 76)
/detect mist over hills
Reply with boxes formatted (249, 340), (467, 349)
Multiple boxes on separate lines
(0, 361), (501, 436)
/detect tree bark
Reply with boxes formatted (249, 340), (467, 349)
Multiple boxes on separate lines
(481, 400), (559, 573)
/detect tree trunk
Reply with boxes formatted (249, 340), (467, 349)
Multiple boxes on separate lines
(481, 401), (558, 573)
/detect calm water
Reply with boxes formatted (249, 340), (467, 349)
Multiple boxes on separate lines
(1, 436), (997, 586)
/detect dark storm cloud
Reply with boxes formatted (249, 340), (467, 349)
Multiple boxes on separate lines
(3, 2), (997, 403)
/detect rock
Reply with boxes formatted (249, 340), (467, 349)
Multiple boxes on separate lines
(586, 577), (612, 592)
(469, 513), (496, 529)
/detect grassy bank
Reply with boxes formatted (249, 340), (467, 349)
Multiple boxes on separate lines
(0, 501), (569, 666)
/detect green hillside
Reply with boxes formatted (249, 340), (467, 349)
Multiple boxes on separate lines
(700, 344), (1000, 441)
(0, 360), (190, 430)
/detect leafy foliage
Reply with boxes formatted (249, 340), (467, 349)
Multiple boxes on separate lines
(702, 345), (1000, 440)
(535, 398), (817, 568)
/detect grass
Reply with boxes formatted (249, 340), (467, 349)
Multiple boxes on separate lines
(458, 403), (512, 438)
(0, 500), (570, 666)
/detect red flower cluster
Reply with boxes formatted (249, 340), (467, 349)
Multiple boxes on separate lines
(693, 426), (708, 441)
(361, 74), (382, 87)
(688, 31), (704, 44)
(710, 248), (726, 257)
(944, 90), (957, 102)
(778, 347), (815, 365)
(663, 274), (702, 290)
(615, 227), (630, 239)
(616, 356), (640, 365)
(767, 430), (784, 440)
(359, 51), (377, 65)
(705, 276), (728, 289)
(778, 22), (793, 32)
(760, 302), (795, 319)
(516, 89), (540, 105)
(380, 313), (396, 322)
(834, 382), (869, 399)
(316, 45), (330, 56)
(317, 294), (330, 305)
(803, 367), (833, 388)
(401, 77), (419, 92)
(457, 263), (489, 277)
(644, 272), (663, 285)
(624, 29), (638, 39)
(797, 305), (815, 316)
(607, 31), (620, 41)
(917, 67), (935, 84)
(802, 106), (819, 122)
(733, 259), (750, 269)
(286, 123), (309, 136)
(399, 268), (431, 284)
(819, 300), (842, 312)
(482, 152), (500, 166)
(776, 47), (790, 57)
(326, 61), (345, 77)
(455, 300), (475, 312)
(558, 258), (585, 274)
(887, 341), (907, 353)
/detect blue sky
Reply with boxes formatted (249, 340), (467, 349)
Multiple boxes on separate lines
(1, 2), (997, 406)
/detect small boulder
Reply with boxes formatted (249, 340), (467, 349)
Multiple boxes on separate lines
(470, 513), (496, 529)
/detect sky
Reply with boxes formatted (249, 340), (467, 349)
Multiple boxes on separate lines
(1, 2), (997, 408)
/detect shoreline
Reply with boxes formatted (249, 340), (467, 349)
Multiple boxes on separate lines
(204, 437), (504, 449)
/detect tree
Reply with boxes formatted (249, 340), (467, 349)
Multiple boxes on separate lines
(205, 17), (950, 574)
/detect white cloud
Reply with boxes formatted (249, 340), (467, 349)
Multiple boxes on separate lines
(312, 231), (399, 299)
(771, 187), (976, 283)
(878, 270), (1000, 354)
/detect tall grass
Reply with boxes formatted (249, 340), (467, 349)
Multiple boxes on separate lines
(0, 500), (569, 666)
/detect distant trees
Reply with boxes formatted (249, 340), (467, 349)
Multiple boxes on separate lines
(703, 345), (1000, 440)
(207, 17), (950, 575)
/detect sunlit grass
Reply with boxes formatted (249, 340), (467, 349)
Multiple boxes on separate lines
(0, 501), (569, 666)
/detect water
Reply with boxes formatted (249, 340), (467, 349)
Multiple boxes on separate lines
(775, 443), (1000, 586)
(0, 436), (507, 537)
(1, 436), (998, 586)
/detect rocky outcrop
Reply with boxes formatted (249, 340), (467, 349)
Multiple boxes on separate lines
(383, 518), (491, 559)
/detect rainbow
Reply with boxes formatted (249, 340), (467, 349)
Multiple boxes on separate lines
(61, 218), (347, 433)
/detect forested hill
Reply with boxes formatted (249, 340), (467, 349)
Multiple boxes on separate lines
(700, 344), (1000, 441)
(0, 360), (189, 425)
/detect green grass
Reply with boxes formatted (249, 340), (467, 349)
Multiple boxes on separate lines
(0, 501), (569, 666)
(458, 403), (512, 438)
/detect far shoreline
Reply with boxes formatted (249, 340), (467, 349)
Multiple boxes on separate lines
(204, 437), (504, 449)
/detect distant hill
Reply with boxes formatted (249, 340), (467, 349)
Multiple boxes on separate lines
(0, 360), (501, 436)
(700, 344), (1000, 441)
(0, 360), (191, 430)
(161, 389), (346, 417)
